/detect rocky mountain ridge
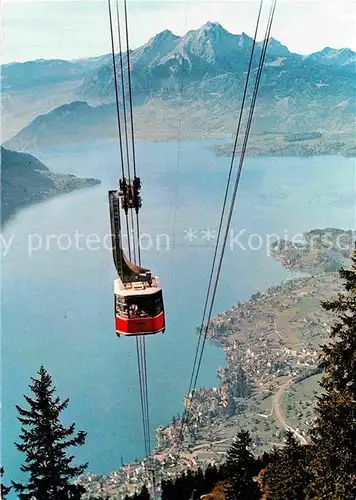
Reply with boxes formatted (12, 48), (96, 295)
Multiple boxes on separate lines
(3, 22), (355, 149)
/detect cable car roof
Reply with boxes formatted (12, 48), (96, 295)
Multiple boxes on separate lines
(114, 277), (161, 297)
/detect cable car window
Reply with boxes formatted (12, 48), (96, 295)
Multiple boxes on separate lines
(154, 295), (163, 315)
(128, 304), (147, 318)
(127, 297), (149, 318)
(126, 294), (159, 318)
(116, 296), (128, 316)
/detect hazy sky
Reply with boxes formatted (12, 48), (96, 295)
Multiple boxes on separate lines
(1, 0), (356, 63)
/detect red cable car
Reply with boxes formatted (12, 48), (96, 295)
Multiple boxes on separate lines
(114, 276), (165, 337)
(109, 189), (165, 337)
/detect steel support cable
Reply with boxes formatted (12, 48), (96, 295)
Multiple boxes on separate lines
(111, 0), (147, 456)
(122, 0), (141, 265)
(114, 0), (137, 265)
(108, 0), (125, 180)
(115, 0), (131, 180)
(136, 337), (149, 456)
(139, 336), (150, 456)
(120, 0), (150, 457)
(142, 336), (151, 455)
(124, 0), (137, 179)
(184, 0), (264, 410)
(178, 0), (277, 447)
(136, 337), (150, 457)
(118, 0), (151, 455)
(190, 0), (277, 416)
(178, 0), (264, 445)
(108, 0), (132, 272)
(115, 0), (133, 260)
(110, 0), (149, 459)
(191, 0), (278, 412)
(169, 1), (188, 288)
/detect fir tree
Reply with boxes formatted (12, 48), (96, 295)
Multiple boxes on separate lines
(136, 484), (151, 499)
(307, 246), (356, 498)
(174, 471), (189, 498)
(161, 478), (175, 500)
(204, 463), (222, 492)
(12, 366), (88, 499)
(261, 432), (311, 499)
(161, 468), (207, 500)
(224, 429), (260, 499)
(193, 467), (205, 495)
(0, 467), (11, 498)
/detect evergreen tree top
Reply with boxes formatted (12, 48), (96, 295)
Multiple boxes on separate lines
(0, 467), (12, 498)
(12, 366), (88, 500)
(308, 243), (356, 498)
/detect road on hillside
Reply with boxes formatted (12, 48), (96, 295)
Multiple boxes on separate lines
(272, 379), (308, 445)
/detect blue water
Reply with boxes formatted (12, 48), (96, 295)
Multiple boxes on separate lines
(2, 139), (355, 489)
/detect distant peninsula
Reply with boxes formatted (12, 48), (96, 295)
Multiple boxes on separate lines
(1, 146), (101, 227)
(270, 228), (354, 273)
(213, 131), (356, 158)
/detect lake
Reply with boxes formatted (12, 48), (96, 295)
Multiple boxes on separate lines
(2, 139), (355, 488)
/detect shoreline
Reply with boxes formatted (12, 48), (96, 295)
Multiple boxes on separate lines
(79, 228), (354, 498)
(1, 178), (101, 229)
(5, 121), (355, 157)
(79, 274), (334, 498)
(1, 146), (102, 229)
(212, 131), (356, 159)
(9, 136), (356, 159)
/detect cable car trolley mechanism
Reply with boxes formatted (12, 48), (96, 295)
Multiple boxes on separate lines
(109, 186), (165, 337)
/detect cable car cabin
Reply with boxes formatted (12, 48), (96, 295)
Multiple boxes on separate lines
(114, 277), (165, 337)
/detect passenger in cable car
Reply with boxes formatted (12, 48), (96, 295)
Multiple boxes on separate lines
(128, 303), (146, 318)
(129, 304), (139, 317)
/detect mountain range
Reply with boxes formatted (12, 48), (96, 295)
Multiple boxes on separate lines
(2, 22), (355, 150)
